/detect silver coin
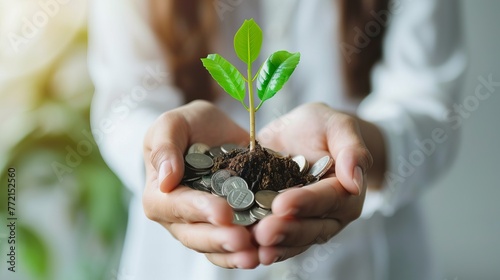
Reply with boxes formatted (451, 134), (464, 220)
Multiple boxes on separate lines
(249, 206), (271, 220)
(211, 189), (224, 197)
(308, 155), (334, 178)
(183, 166), (210, 184)
(292, 155), (309, 174)
(255, 190), (278, 210)
(222, 177), (248, 196)
(191, 179), (211, 193)
(208, 147), (224, 158)
(188, 143), (210, 154)
(185, 153), (214, 170)
(227, 188), (254, 211)
(232, 210), (256, 226)
(201, 175), (212, 189)
(221, 143), (241, 154)
(185, 165), (211, 175)
(182, 175), (201, 183)
(211, 169), (231, 197)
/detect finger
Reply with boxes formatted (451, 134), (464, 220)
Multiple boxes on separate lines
(256, 106), (327, 160)
(143, 185), (233, 225)
(258, 246), (311, 265)
(144, 109), (189, 193)
(325, 114), (373, 195)
(254, 215), (341, 247)
(271, 177), (360, 221)
(144, 100), (249, 193)
(205, 250), (260, 269)
(167, 223), (255, 254)
(182, 100), (249, 147)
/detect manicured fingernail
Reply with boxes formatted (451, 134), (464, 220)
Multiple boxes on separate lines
(264, 256), (280, 266)
(222, 243), (234, 252)
(272, 234), (285, 245)
(353, 166), (363, 196)
(158, 161), (172, 189)
(279, 208), (298, 217)
(208, 216), (217, 225)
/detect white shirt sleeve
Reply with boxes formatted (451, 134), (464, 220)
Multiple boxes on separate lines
(358, 0), (467, 217)
(88, 0), (183, 195)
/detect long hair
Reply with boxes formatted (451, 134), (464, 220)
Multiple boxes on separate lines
(149, 0), (389, 102)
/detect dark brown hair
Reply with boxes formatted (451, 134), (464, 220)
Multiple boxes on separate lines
(339, 0), (389, 98)
(149, 0), (389, 103)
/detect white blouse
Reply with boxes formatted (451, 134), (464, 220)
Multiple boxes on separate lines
(88, 0), (466, 279)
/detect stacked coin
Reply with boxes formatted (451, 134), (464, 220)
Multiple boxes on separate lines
(181, 143), (334, 226)
(182, 152), (213, 182)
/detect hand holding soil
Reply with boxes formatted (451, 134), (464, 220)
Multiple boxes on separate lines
(253, 103), (372, 265)
(143, 101), (260, 268)
(142, 101), (372, 268)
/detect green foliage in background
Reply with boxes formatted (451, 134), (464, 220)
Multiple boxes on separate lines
(0, 11), (128, 280)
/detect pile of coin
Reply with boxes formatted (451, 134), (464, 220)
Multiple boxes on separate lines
(182, 143), (334, 226)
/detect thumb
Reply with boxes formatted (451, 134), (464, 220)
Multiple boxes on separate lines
(152, 144), (186, 193)
(326, 115), (373, 196)
(144, 112), (189, 193)
(334, 147), (372, 196)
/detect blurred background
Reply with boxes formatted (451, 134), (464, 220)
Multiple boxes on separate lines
(0, 1), (498, 280)
(0, 1), (127, 280)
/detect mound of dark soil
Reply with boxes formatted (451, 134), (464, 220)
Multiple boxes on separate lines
(212, 143), (315, 192)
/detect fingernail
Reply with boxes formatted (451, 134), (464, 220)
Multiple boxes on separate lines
(158, 161), (172, 189)
(353, 166), (363, 196)
(222, 243), (234, 252)
(271, 234), (285, 245)
(279, 208), (298, 217)
(264, 256), (280, 266)
(208, 216), (217, 225)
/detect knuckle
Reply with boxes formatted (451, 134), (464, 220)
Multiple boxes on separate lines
(357, 146), (374, 170)
(310, 102), (329, 109)
(157, 109), (189, 132)
(142, 192), (158, 221)
(328, 113), (355, 128)
(325, 113), (357, 139)
(348, 204), (363, 221)
(189, 99), (213, 108)
(314, 220), (338, 245)
(327, 185), (342, 213)
(167, 199), (186, 223)
(177, 233), (194, 249)
(318, 223), (331, 243)
(339, 114), (356, 127)
(149, 142), (173, 167)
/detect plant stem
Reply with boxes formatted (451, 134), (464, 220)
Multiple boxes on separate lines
(247, 64), (256, 151)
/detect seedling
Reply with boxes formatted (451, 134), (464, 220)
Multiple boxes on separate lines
(201, 19), (300, 151)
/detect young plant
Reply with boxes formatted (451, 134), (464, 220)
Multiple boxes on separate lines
(201, 19), (300, 151)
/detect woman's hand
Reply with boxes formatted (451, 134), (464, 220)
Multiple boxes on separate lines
(142, 100), (260, 269)
(253, 103), (380, 264)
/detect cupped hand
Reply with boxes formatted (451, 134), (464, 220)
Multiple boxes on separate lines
(142, 100), (259, 269)
(254, 102), (374, 264)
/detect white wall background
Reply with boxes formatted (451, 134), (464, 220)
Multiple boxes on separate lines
(422, 1), (500, 279)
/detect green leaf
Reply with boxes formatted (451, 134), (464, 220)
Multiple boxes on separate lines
(201, 54), (246, 102)
(257, 51), (301, 103)
(234, 18), (263, 65)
